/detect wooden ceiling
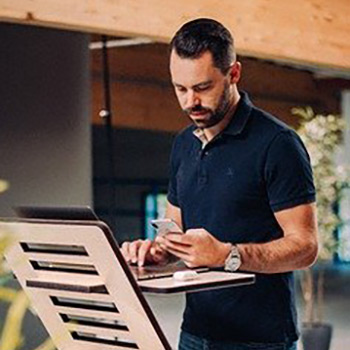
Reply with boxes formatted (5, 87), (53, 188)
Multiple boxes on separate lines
(2, 0), (350, 71)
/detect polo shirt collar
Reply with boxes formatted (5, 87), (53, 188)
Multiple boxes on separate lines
(192, 91), (253, 144)
(193, 128), (209, 148)
(222, 91), (253, 136)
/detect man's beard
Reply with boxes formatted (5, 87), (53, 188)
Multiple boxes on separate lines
(183, 82), (231, 129)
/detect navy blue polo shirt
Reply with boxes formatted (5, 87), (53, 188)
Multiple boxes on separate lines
(167, 92), (315, 343)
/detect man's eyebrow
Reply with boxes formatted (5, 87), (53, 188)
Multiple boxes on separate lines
(172, 80), (213, 88)
(173, 82), (184, 88)
(193, 80), (212, 88)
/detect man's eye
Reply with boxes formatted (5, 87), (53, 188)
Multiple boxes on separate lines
(195, 85), (210, 92)
(176, 87), (186, 93)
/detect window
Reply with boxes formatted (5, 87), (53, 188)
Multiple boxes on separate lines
(144, 193), (167, 240)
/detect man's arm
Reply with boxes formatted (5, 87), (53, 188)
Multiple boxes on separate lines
(165, 200), (183, 230)
(237, 202), (318, 273)
(158, 202), (318, 273)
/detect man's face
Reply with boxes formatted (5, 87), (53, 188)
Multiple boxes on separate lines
(170, 50), (234, 129)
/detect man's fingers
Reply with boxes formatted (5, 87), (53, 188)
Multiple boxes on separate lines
(137, 240), (152, 267)
(165, 232), (199, 247)
(150, 245), (167, 263)
(161, 239), (192, 256)
(165, 233), (192, 244)
(165, 247), (194, 264)
(156, 234), (191, 247)
(150, 244), (162, 256)
(121, 241), (131, 262)
(122, 239), (171, 266)
(157, 234), (192, 253)
(129, 240), (142, 264)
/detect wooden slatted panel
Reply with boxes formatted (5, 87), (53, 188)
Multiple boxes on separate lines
(48, 289), (115, 303)
(55, 306), (122, 321)
(65, 337), (138, 350)
(23, 253), (92, 265)
(2, 221), (170, 350)
(65, 323), (132, 340)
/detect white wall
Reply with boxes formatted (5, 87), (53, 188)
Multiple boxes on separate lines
(0, 23), (91, 216)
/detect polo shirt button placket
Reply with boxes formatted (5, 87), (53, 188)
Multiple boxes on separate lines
(198, 146), (209, 185)
(199, 147), (209, 158)
(198, 164), (208, 185)
(198, 176), (207, 185)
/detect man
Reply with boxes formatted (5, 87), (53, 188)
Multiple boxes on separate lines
(122, 18), (318, 350)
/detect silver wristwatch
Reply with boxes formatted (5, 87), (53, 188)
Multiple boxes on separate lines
(224, 244), (242, 272)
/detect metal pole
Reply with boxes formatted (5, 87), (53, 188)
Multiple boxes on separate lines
(99, 35), (117, 231)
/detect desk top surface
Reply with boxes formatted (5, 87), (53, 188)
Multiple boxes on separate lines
(138, 270), (255, 294)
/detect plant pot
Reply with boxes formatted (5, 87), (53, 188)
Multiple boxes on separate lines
(302, 322), (332, 350)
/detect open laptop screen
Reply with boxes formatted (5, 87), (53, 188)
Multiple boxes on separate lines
(14, 205), (99, 221)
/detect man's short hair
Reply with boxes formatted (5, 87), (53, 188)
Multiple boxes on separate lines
(170, 18), (236, 74)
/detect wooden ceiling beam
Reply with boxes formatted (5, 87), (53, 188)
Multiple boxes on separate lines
(1, 0), (350, 71)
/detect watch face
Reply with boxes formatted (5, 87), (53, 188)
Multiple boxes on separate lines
(225, 246), (241, 272)
(226, 257), (240, 271)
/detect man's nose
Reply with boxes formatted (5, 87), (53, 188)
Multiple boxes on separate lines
(185, 90), (200, 109)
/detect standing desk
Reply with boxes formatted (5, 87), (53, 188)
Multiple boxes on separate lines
(1, 218), (255, 350)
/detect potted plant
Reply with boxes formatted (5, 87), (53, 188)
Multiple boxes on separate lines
(293, 107), (349, 350)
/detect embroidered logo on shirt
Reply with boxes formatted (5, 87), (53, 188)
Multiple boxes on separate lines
(226, 168), (234, 177)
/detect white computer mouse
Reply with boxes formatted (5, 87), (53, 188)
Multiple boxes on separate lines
(173, 270), (199, 281)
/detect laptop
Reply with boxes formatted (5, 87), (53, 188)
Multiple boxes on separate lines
(14, 205), (209, 281)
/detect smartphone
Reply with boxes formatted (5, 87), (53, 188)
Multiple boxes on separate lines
(151, 218), (183, 236)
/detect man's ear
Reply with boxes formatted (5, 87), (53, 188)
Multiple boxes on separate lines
(229, 61), (242, 84)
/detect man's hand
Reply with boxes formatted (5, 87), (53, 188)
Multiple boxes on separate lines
(121, 239), (169, 267)
(156, 228), (231, 268)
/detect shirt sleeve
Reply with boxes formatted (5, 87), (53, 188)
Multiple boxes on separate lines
(167, 135), (181, 207)
(264, 130), (316, 212)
